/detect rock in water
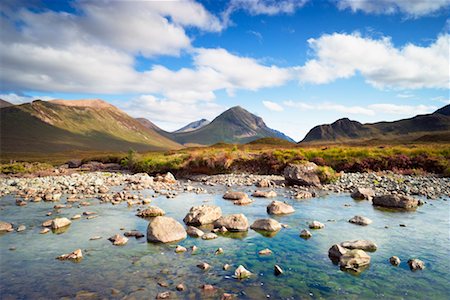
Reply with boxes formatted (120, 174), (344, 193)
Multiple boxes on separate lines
(136, 206), (166, 218)
(214, 214), (249, 232)
(328, 244), (348, 263)
(235, 265), (252, 279)
(341, 240), (378, 252)
(274, 265), (283, 276)
(257, 179), (272, 188)
(408, 259), (425, 271)
(299, 229), (312, 239)
(202, 232), (218, 240)
(251, 190), (277, 198)
(186, 226), (204, 238)
(57, 249), (83, 261)
(250, 219), (282, 232)
(266, 201), (295, 215)
(147, 216), (187, 243)
(16, 225), (26, 232)
(197, 262), (211, 270)
(294, 191), (313, 199)
(351, 188), (375, 200)
(51, 217), (71, 229)
(183, 205), (222, 226)
(348, 215), (373, 226)
(175, 245), (187, 253)
(339, 249), (371, 273)
(389, 256), (401, 266)
(0, 221), (13, 232)
(258, 248), (272, 255)
(283, 162), (321, 187)
(156, 291), (171, 299)
(223, 191), (249, 200)
(123, 231), (145, 239)
(372, 194), (420, 209)
(108, 234), (128, 246)
(309, 220), (325, 229)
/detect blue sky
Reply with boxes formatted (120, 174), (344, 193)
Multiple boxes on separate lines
(1, 0), (449, 141)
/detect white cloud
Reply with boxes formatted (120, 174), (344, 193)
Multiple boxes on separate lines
(0, 93), (53, 104)
(368, 103), (437, 115)
(396, 93), (415, 98)
(297, 33), (449, 90)
(284, 100), (375, 115)
(263, 100), (284, 111)
(336, 0), (450, 17)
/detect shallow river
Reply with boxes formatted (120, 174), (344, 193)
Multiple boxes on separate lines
(0, 183), (449, 299)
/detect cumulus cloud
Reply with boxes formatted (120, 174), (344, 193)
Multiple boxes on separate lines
(368, 103), (437, 115)
(284, 100), (375, 115)
(297, 33), (449, 89)
(336, 0), (450, 17)
(0, 93), (53, 104)
(263, 100), (284, 111)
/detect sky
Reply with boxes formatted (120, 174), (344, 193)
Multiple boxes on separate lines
(0, 0), (449, 141)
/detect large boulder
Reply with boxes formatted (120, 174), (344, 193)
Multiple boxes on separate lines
(214, 214), (249, 232)
(351, 188), (375, 200)
(348, 215), (372, 226)
(250, 219), (282, 232)
(51, 218), (71, 229)
(183, 205), (222, 226)
(252, 190), (277, 198)
(341, 240), (378, 252)
(186, 226), (204, 238)
(328, 244), (348, 263)
(136, 206), (165, 218)
(266, 201), (295, 215)
(147, 216), (187, 243)
(223, 191), (249, 201)
(372, 194), (420, 209)
(339, 249), (371, 272)
(0, 221), (13, 232)
(283, 162), (321, 187)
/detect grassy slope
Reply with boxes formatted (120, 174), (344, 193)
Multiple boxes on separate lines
(0, 101), (180, 157)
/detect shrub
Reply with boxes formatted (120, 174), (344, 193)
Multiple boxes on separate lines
(316, 166), (339, 184)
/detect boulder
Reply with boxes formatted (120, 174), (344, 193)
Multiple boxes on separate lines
(372, 194), (420, 209)
(294, 191), (313, 200)
(16, 225), (26, 232)
(214, 214), (249, 232)
(348, 215), (373, 226)
(250, 219), (282, 232)
(299, 229), (312, 239)
(0, 221), (13, 232)
(309, 220), (325, 229)
(351, 188), (375, 200)
(223, 191), (249, 201)
(235, 265), (252, 279)
(251, 190), (277, 198)
(186, 226), (204, 238)
(202, 232), (218, 240)
(147, 216), (187, 243)
(108, 234), (128, 246)
(328, 244), (348, 263)
(175, 245), (187, 253)
(389, 256), (401, 266)
(341, 240), (378, 252)
(233, 197), (254, 205)
(266, 201), (295, 215)
(283, 162), (321, 187)
(51, 217), (71, 229)
(183, 205), (222, 226)
(408, 259), (425, 271)
(57, 249), (83, 260)
(136, 206), (165, 218)
(339, 249), (371, 272)
(256, 179), (272, 188)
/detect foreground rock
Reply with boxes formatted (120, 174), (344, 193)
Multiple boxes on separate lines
(108, 234), (128, 246)
(341, 240), (377, 252)
(351, 188), (375, 200)
(250, 219), (282, 232)
(283, 162), (321, 187)
(214, 214), (249, 232)
(235, 265), (252, 279)
(183, 205), (222, 226)
(147, 216), (187, 243)
(408, 258), (425, 271)
(339, 249), (371, 273)
(266, 201), (295, 215)
(251, 190), (277, 198)
(136, 206), (166, 218)
(186, 226), (204, 238)
(348, 215), (373, 226)
(372, 194), (420, 209)
(57, 249), (83, 261)
(0, 221), (13, 232)
(51, 217), (71, 229)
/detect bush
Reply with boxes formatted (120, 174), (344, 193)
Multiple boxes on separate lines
(316, 166), (339, 184)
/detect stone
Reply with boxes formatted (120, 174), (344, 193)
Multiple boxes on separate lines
(51, 217), (72, 229)
(202, 232), (218, 240)
(82, 211), (96, 216)
(42, 220), (53, 227)
(339, 249), (371, 272)
(191, 245), (198, 253)
(250, 219), (282, 232)
(389, 256), (401, 266)
(108, 234), (128, 246)
(408, 259), (425, 271)
(123, 231), (144, 239)
(266, 201), (295, 215)
(57, 249), (83, 261)
(175, 245), (187, 253)
(294, 191), (313, 199)
(251, 190), (277, 198)
(348, 215), (373, 226)
(67, 160), (82, 168)
(299, 229), (312, 239)
(221, 293), (235, 300)
(71, 214), (81, 220)
(372, 194), (420, 209)
(233, 197), (254, 205)
(16, 225), (26, 232)
(197, 262), (211, 270)
(147, 216), (187, 243)
(215, 248), (224, 255)
(274, 265), (283, 276)
(223, 191), (249, 200)
(176, 284), (185, 291)
(183, 205), (222, 226)
(351, 188), (375, 200)
(89, 236), (102, 240)
(283, 162), (321, 187)
(309, 220), (325, 229)
(136, 206), (166, 218)
(0, 221), (13, 232)
(156, 291), (171, 299)
(223, 264), (231, 270)
(234, 265), (252, 279)
(214, 214), (249, 232)
(186, 226), (204, 238)
(341, 240), (378, 252)
(328, 244), (348, 263)
(202, 284), (215, 291)
(256, 179), (272, 188)
(258, 248), (272, 255)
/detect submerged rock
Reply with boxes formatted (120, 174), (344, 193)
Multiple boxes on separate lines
(123, 231), (144, 239)
(389, 256), (401, 266)
(251, 190), (277, 198)
(328, 244), (348, 263)
(175, 245), (187, 253)
(339, 249), (371, 273)
(372, 194), (420, 209)
(214, 214), (249, 232)
(233, 197), (254, 205)
(0, 221), (13, 232)
(136, 206), (166, 218)
(147, 216), (187, 243)
(108, 234), (128, 246)
(183, 205), (222, 226)
(235, 265), (252, 279)
(299, 229), (312, 239)
(408, 258), (425, 271)
(283, 162), (321, 187)
(309, 220), (325, 229)
(294, 191), (313, 200)
(57, 249), (83, 261)
(223, 191), (249, 201)
(341, 240), (378, 252)
(186, 226), (205, 238)
(197, 262), (211, 270)
(351, 188), (375, 200)
(266, 201), (295, 215)
(202, 232), (218, 240)
(258, 248), (272, 255)
(215, 248), (224, 255)
(16, 225), (26, 232)
(51, 217), (71, 229)
(348, 215), (373, 226)
(250, 218), (282, 232)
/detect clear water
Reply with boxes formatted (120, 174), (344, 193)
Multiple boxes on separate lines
(0, 184), (449, 299)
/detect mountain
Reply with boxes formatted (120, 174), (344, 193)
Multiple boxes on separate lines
(167, 106), (295, 145)
(174, 119), (210, 133)
(0, 99), (13, 108)
(300, 105), (450, 144)
(0, 99), (181, 155)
